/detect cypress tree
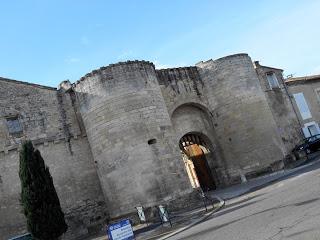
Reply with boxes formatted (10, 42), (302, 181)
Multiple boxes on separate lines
(19, 141), (68, 240)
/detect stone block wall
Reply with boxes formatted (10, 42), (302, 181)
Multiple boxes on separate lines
(157, 67), (208, 114)
(196, 54), (286, 180)
(74, 61), (193, 218)
(0, 78), (107, 240)
(156, 67), (230, 186)
(254, 62), (302, 154)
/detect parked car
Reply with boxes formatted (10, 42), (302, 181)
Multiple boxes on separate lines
(292, 134), (320, 157)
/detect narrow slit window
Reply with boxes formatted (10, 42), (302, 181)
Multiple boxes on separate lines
(148, 139), (157, 145)
(315, 89), (320, 103)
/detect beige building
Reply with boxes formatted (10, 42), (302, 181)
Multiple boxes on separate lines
(0, 53), (316, 239)
(286, 75), (320, 138)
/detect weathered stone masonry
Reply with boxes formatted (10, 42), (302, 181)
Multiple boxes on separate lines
(0, 78), (108, 240)
(0, 53), (304, 239)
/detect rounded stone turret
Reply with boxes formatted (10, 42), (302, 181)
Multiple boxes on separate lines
(196, 54), (285, 180)
(74, 61), (191, 217)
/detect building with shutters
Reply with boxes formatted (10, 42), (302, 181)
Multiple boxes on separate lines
(285, 75), (320, 138)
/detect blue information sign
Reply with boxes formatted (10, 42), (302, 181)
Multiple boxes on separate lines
(107, 219), (134, 240)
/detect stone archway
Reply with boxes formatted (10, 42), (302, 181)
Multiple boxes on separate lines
(171, 103), (228, 189)
(179, 132), (216, 191)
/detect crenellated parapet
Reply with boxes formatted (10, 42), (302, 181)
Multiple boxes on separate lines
(156, 66), (204, 96)
(197, 53), (250, 69)
(76, 60), (155, 84)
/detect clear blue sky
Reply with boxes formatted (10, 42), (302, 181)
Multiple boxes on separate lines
(1, 0), (319, 87)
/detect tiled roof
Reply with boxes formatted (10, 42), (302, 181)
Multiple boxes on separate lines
(285, 74), (320, 85)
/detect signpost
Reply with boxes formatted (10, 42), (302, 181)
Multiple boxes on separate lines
(158, 205), (172, 227)
(107, 219), (134, 240)
(198, 189), (214, 212)
(136, 206), (146, 223)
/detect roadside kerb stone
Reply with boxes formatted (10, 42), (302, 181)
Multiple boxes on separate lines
(152, 196), (225, 240)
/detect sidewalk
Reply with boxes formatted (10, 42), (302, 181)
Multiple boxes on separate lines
(209, 155), (320, 200)
(91, 156), (320, 240)
(89, 200), (224, 240)
(142, 156), (320, 240)
(136, 200), (224, 240)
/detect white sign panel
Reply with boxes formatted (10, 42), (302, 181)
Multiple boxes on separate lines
(107, 219), (134, 240)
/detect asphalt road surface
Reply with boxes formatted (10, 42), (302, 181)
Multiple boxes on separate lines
(168, 161), (320, 240)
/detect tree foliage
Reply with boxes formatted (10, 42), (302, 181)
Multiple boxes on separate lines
(19, 141), (68, 240)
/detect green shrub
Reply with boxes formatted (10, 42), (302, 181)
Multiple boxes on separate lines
(19, 141), (68, 240)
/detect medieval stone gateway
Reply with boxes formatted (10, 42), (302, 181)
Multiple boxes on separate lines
(0, 53), (303, 239)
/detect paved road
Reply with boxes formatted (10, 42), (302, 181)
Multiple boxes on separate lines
(168, 161), (320, 240)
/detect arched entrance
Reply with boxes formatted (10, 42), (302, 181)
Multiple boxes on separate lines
(179, 133), (216, 191)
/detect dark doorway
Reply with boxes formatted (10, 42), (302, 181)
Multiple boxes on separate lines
(179, 133), (216, 191)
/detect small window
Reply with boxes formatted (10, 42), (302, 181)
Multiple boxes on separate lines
(266, 72), (280, 89)
(302, 122), (320, 138)
(307, 124), (319, 136)
(315, 88), (320, 103)
(6, 116), (23, 136)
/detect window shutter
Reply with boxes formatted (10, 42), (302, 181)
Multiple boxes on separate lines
(302, 127), (311, 138)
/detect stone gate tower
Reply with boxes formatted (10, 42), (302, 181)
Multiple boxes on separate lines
(196, 54), (286, 177)
(74, 61), (192, 218)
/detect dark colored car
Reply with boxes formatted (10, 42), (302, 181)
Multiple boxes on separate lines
(292, 134), (320, 156)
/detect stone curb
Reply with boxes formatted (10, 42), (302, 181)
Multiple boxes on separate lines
(148, 196), (225, 240)
(256, 157), (320, 181)
(142, 158), (320, 240)
(240, 158), (320, 197)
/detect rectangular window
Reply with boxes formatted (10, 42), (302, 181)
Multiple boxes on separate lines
(6, 116), (23, 136)
(293, 93), (312, 120)
(266, 72), (280, 89)
(302, 121), (320, 138)
(315, 88), (320, 103)
(308, 124), (319, 136)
